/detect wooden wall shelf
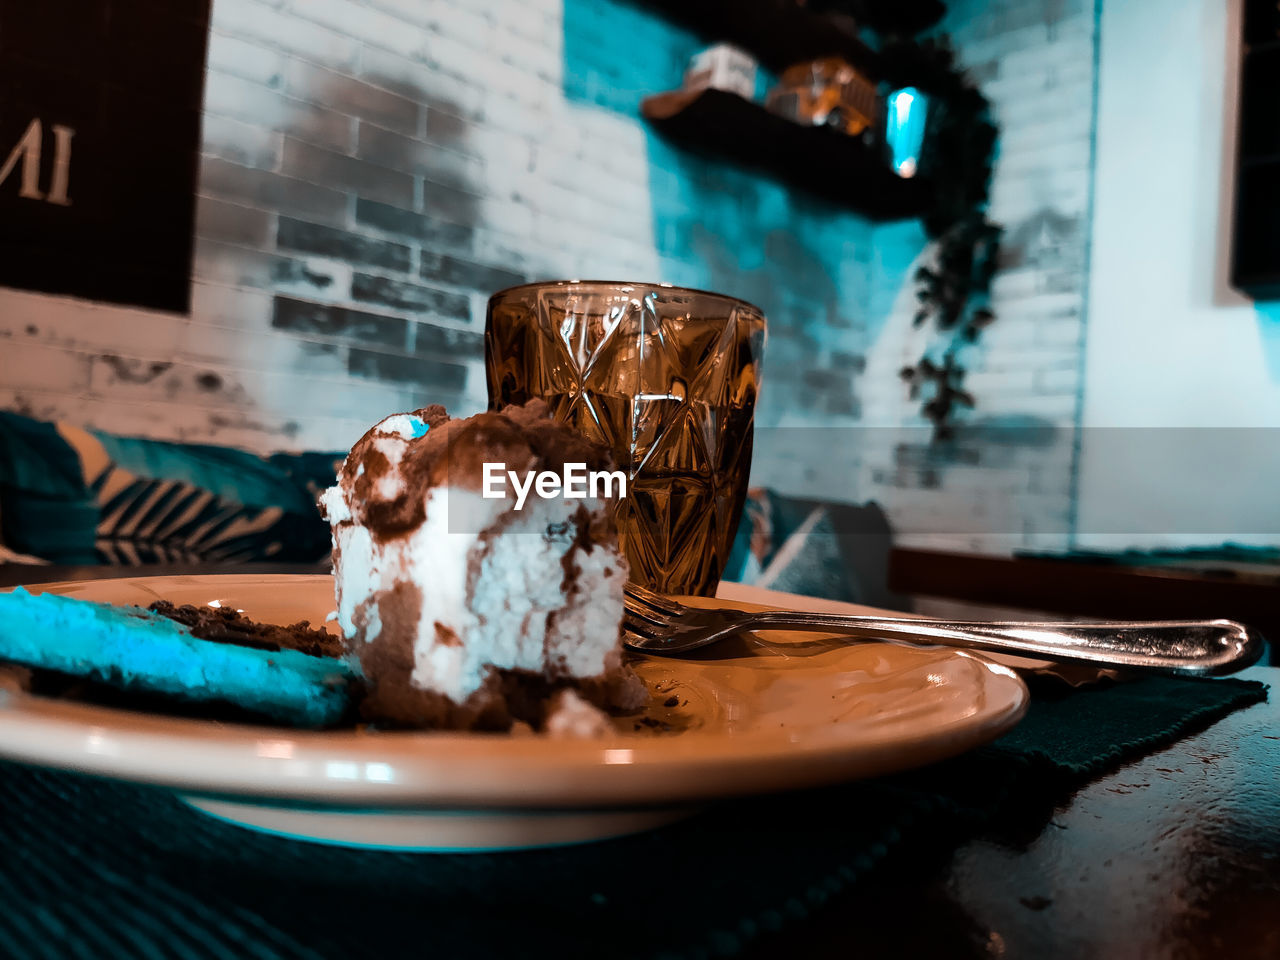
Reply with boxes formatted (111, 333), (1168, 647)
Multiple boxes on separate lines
(623, 0), (945, 77)
(641, 88), (931, 222)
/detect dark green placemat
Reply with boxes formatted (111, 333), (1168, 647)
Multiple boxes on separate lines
(0, 676), (1266, 960)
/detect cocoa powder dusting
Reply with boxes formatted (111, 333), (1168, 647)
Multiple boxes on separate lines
(148, 601), (342, 660)
(331, 400), (622, 547)
(433, 622), (462, 647)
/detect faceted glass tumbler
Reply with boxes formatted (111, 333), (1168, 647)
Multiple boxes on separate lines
(485, 281), (767, 597)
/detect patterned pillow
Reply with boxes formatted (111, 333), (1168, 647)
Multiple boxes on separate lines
(722, 488), (901, 607)
(0, 412), (339, 565)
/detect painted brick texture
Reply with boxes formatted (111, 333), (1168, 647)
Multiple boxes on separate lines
(0, 0), (661, 454)
(847, 0), (1096, 552)
(0, 0), (1095, 554)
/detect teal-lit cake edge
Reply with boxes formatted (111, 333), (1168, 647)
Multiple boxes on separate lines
(0, 588), (355, 728)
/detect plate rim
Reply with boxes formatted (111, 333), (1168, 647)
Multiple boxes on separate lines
(0, 574), (1030, 809)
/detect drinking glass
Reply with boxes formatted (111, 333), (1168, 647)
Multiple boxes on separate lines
(485, 281), (766, 597)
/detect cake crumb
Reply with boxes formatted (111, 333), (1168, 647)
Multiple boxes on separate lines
(545, 689), (613, 739)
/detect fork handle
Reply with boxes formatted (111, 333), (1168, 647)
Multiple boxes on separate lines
(743, 612), (1262, 676)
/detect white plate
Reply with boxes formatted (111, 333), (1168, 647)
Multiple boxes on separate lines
(0, 575), (1028, 851)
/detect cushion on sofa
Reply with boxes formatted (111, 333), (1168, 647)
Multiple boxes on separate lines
(0, 410), (897, 605)
(0, 412), (339, 565)
(722, 488), (901, 608)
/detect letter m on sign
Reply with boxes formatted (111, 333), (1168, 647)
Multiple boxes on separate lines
(0, 119), (74, 204)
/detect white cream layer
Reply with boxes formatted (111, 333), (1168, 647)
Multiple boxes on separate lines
(328, 486), (626, 705)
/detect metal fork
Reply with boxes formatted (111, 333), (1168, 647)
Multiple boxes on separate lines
(621, 583), (1263, 676)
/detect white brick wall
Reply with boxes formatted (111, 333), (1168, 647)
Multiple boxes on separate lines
(0, 0), (1099, 555)
(855, 0), (1097, 553)
(0, 0), (663, 453)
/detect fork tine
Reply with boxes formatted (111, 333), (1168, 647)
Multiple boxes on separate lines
(621, 614), (663, 641)
(621, 612), (678, 646)
(619, 609), (670, 640)
(622, 603), (671, 629)
(623, 582), (685, 616)
(621, 627), (660, 651)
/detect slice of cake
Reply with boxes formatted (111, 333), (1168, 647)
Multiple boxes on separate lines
(318, 400), (644, 731)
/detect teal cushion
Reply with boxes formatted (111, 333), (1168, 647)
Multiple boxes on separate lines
(0, 411), (340, 565)
(0, 414), (99, 562)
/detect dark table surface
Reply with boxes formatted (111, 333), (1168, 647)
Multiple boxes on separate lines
(743, 665), (1278, 959)
(3, 563), (1278, 958)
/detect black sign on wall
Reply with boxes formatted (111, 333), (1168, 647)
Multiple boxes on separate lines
(0, 0), (211, 313)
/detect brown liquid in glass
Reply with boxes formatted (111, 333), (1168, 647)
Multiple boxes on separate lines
(486, 289), (764, 597)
